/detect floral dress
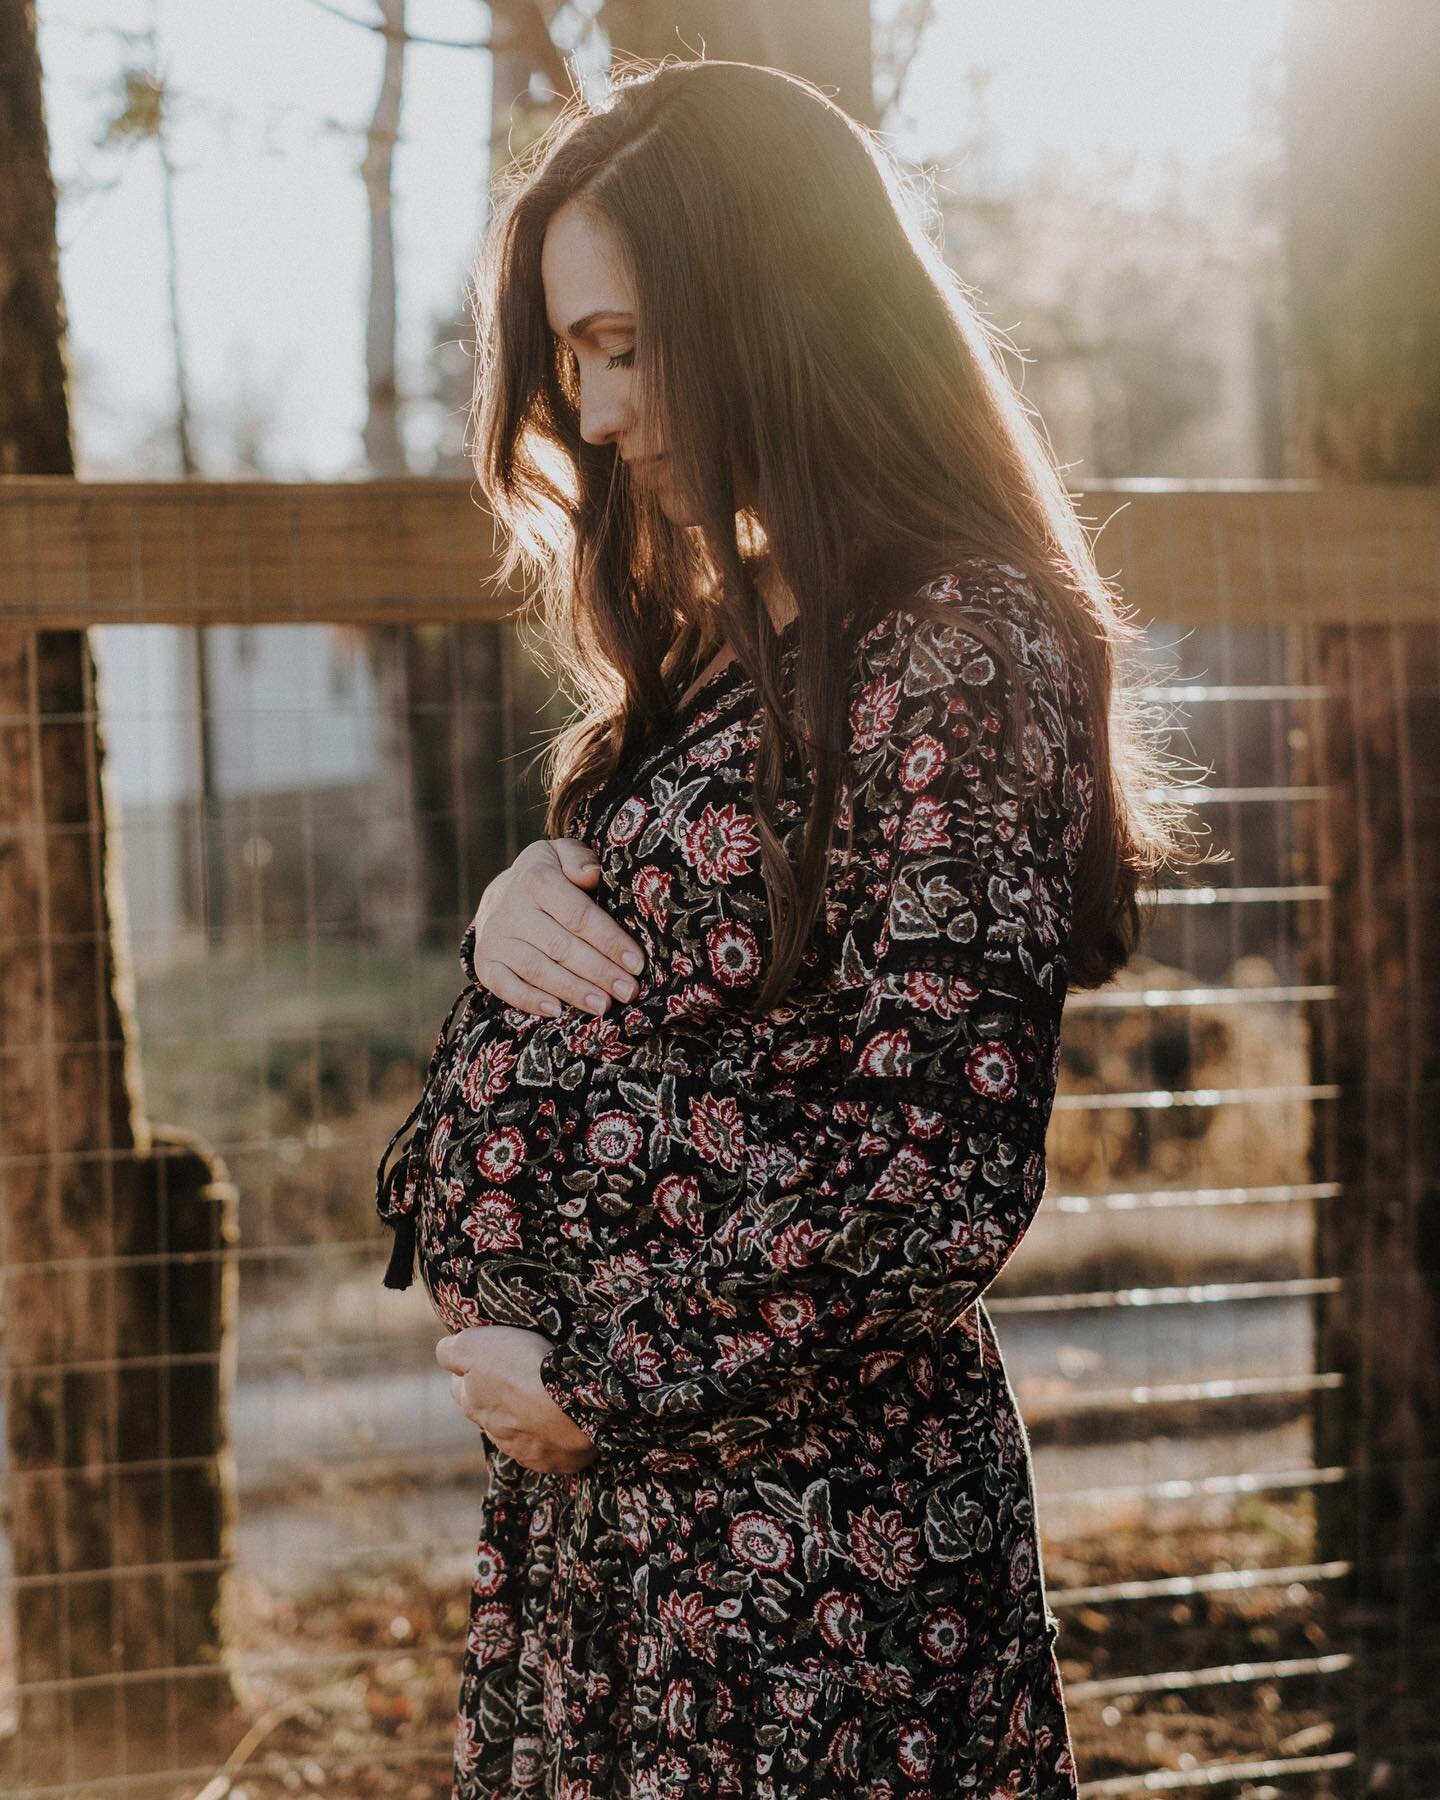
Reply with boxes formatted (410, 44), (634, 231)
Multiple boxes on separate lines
(375, 555), (1090, 1798)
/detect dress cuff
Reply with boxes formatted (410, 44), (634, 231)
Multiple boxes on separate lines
(539, 1331), (625, 1458)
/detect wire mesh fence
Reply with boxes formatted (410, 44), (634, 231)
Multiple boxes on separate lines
(0, 477), (1436, 1797)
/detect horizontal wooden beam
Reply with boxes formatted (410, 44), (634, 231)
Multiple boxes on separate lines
(0, 475), (1436, 629)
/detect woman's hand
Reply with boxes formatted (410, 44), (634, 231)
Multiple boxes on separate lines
(436, 1325), (600, 1475)
(468, 836), (646, 1019)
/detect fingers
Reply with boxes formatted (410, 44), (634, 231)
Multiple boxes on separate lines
(550, 835), (602, 883)
(470, 842), (648, 1020)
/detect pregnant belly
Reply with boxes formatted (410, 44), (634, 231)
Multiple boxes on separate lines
(411, 990), (782, 1338)
(414, 997), (587, 1336)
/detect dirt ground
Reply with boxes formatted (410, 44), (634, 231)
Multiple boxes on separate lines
(72, 1492), (1368, 1799)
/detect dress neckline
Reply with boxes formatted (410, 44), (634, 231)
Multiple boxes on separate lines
(673, 613), (799, 717)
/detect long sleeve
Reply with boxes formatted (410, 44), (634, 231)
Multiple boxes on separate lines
(539, 571), (1092, 1457)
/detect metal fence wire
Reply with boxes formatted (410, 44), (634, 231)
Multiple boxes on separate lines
(0, 477), (1436, 1798)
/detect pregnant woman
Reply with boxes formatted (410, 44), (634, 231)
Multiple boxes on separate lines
(376, 56), (1192, 1800)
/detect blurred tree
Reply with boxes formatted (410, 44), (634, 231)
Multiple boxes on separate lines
(932, 63), (1285, 483)
(91, 15), (230, 928)
(1285, 1), (1440, 1786)
(601, 0), (876, 126)
(0, 0), (243, 1782)
(1284, 1), (1440, 480)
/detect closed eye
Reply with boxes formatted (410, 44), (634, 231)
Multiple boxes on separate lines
(606, 349), (636, 370)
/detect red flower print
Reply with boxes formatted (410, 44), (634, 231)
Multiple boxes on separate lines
(898, 793), (951, 853)
(859, 1348), (906, 1386)
(1009, 1679), (1035, 1749)
(900, 732), (946, 792)
(771, 1218), (830, 1269)
(653, 1752), (693, 1790)
(850, 674), (901, 750)
(728, 1511), (794, 1573)
(899, 970), (948, 1012)
(512, 1737), (544, 1789)
(466, 1601), (517, 1669)
(913, 1418), (958, 1475)
(653, 1172), (703, 1231)
(706, 917), (761, 988)
(633, 865), (672, 926)
(691, 720), (746, 768)
(901, 969), (981, 1020)
(656, 1590), (721, 1663)
(773, 1033), (830, 1072)
(901, 1100), (949, 1137)
(475, 1126), (525, 1183)
(433, 1280), (481, 1331)
(872, 1142), (934, 1209)
(438, 1174), (470, 1214)
(896, 1717), (936, 1779)
(663, 1674), (697, 1738)
(757, 1291), (817, 1340)
(459, 1192), (523, 1254)
(770, 1680), (822, 1726)
(714, 1330), (771, 1376)
(681, 802), (759, 883)
(590, 1249), (650, 1304)
(814, 1588), (865, 1652)
(472, 1540), (507, 1597)
(460, 1037), (517, 1108)
(584, 1108), (645, 1167)
(426, 1111), (453, 1173)
(966, 1039), (1019, 1100)
(613, 1321), (664, 1387)
(856, 1026), (911, 1080)
(453, 1711), (481, 1777)
(849, 1506), (924, 1591)
(615, 1485), (654, 1555)
(689, 1092), (744, 1172)
(1009, 1533), (1035, 1593)
(919, 1605), (967, 1665)
(825, 1716), (863, 1784)
(607, 795), (647, 845)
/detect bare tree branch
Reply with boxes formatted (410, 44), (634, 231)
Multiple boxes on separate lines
(300, 0), (492, 51)
(299, 0), (580, 103)
(874, 0), (935, 120)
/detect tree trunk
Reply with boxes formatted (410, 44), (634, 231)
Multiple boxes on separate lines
(1285, 2), (1440, 1789)
(601, 0), (877, 128)
(0, 0), (242, 1782)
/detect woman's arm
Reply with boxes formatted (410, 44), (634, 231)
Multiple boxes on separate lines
(538, 575), (1092, 1456)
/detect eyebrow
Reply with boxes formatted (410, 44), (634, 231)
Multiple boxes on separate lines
(552, 308), (634, 342)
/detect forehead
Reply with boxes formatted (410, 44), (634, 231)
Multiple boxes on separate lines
(541, 204), (635, 336)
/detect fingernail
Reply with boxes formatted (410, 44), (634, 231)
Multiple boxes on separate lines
(613, 977), (635, 1000)
(623, 950), (643, 973)
(585, 991), (606, 1012)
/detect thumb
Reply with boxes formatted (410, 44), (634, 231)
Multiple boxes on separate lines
(552, 835), (601, 883)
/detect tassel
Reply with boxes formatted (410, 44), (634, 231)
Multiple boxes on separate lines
(382, 1211), (418, 1291)
(373, 984), (473, 1294)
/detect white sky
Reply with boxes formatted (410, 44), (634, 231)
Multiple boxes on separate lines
(37, 0), (1287, 480)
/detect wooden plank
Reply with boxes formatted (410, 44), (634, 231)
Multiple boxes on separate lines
(0, 475), (1437, 628)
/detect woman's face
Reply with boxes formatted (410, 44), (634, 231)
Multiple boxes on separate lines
(541, 200), (691, 521)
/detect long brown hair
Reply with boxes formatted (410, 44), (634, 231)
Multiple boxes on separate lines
(467, 56), (1214, 1011)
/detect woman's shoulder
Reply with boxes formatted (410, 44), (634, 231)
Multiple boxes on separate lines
(848, 553), (1086, 763)
(856, 553), (1070, 686)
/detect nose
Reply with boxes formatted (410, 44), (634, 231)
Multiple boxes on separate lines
(577, 370), (631, 452)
